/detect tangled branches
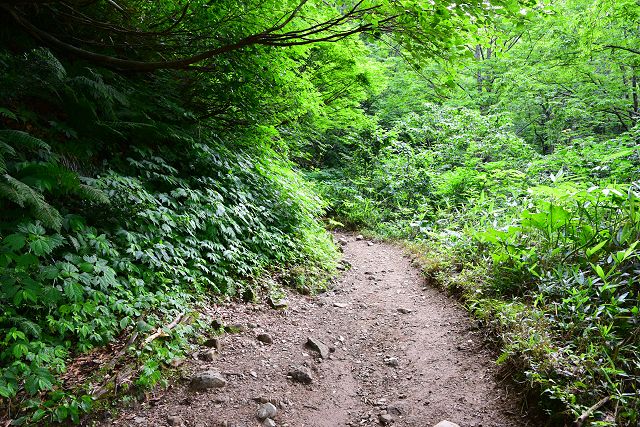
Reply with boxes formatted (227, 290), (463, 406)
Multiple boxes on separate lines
(1, 0), (397, 71)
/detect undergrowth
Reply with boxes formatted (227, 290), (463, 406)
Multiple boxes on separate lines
(0, 48), (337, 425)
(310, 104), (640, 426)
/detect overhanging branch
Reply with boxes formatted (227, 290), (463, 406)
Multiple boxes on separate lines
(604, 45), (640, 56)
(1, 1), (396, 72)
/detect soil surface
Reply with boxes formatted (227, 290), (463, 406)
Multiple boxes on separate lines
(99, 234), (539, 427)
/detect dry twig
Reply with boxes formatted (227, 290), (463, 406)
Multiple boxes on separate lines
(575, 396), (610, 427)
(141, 312), (185, 346)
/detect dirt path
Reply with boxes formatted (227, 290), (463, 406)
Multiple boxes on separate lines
(100, 234), (538, 427)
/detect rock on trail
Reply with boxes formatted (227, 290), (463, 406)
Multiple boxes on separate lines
(189, 370), (226, 391)
(306, 337), (330, 359)
(97, 234), (538, 427)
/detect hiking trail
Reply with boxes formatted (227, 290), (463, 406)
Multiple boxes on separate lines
(100, 233), (538, 427)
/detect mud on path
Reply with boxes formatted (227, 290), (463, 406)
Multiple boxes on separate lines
(100, 234), (539, 427)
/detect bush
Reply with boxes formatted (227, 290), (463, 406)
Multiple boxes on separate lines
(0, 49), (337, 424)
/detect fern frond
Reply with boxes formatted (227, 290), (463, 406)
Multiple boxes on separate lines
(0, 174), (63, 230)
(71, 75), (128, 106)
(0, 141), (12, 175)
(0, 130), (51, 153)
(29, 48), (67, 81)
(0, 140), (16, 156)
(0, 107), (17, 121)
(76, 184), (110, 205)
(17, 162), (80, 192)
(106, 121), (157, 132)
(0, 181), (21, 204)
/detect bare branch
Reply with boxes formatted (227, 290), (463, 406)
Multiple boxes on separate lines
(603, 45), (640, 56)
(266, 0), (308, 33)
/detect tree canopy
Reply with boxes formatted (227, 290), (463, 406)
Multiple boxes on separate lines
(1, 0), (532, 70)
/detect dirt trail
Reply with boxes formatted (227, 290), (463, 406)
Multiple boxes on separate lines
(100, 234), (538, 427)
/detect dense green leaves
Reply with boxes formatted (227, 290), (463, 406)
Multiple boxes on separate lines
(1, 0), (638, 425)
(0, 45), (337, 423)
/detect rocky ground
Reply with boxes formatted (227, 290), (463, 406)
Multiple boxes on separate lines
(97, 233), (540, 427)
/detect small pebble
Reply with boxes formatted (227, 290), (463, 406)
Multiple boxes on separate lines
(288, 367), (313, 384)
(384, 357), (399, 367)
(190, 370), (226, 390)
(198, 349), (217, 362)
(167, 415), (183, 426)
(256, 402), (277, 420)
(257, 333), (273, 344)
(379, 413), (394, 425)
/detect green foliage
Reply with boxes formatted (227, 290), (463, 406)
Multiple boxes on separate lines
(312, 104), (535, 231)
(472, 182), (640, 424)
(301, 2), (640, 422)
(0, 47), (338, 424)
(311, 98), (640, 424)
(1, 0), (639, 425)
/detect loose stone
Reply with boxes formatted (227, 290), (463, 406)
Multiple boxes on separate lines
(263, 419), (277, 427)
(256, 402), (277, 420)
(257, 333), (273, 344)
(379, 413), (394, 425)
(288, 367), (313, 384)
(198, 349), (217, 362)
(167, 415), (184, 426)
(189, 370), (227, 391)
(202, 337), (222, 351)
(384, 357), (399, 367)
(306, 337), (330, 359)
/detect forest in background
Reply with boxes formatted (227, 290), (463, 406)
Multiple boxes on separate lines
(0, 0), (638, 425)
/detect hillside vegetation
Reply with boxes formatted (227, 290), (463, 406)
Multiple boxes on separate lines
(0, 0), (639, 425)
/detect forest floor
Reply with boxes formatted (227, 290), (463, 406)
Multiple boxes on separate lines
(97, 233), (540, 427)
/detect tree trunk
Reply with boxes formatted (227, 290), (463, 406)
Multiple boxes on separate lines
(474, 44), (483, 94)
(631, 66), (638, 127)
